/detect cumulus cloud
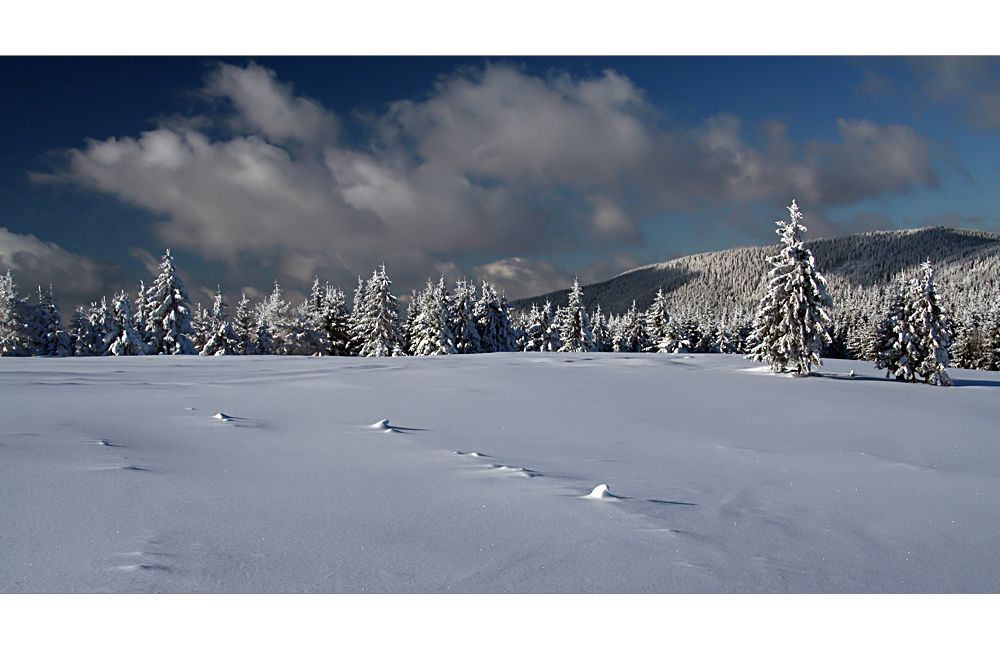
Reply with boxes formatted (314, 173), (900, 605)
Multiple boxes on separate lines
(44, 61), (943, 296)
(0, 228), (126, 311)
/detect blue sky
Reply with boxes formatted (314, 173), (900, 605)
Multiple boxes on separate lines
(3, 47), (1000, 311)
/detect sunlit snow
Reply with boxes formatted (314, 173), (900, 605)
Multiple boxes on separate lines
(2, 353), (999, 593)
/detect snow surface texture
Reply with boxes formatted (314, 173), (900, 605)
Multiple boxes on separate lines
(2, 353), (999, 593)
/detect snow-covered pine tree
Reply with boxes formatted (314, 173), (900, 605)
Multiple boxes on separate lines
(614, 301), (648, 353)
(283, 279), (328, 356)
(0, 270), (30, 356)
(448, 279), (481, 354)
(520, 304), (543, 352)
(410, 278), (457, 355)
(145, 250), (196, 355)
(189, 302), (210, 353)
(591, 304), (612, 352)
(353, 265), (404, 357)
(200, 289), (239, 356)
(402, 294), (421, 355)
(643, 288), (671, 352)
(347, 276), (366, 356)
(522, 302), (559, 352)
(26, 286), (71, 357)
(557, 278), (595, 352)
(910, 260), (953, 386)
(319, 283), (351, 356)
(257, 282), (291, 354)
(104, 291), (148, 356)
(69, 301), (108, 356)
(659, 315), (690, 353)
(232, 293), (256, 355)
(134, 280), (149, 337)
(475, 282), (517, 353)
(872, 280), (918, 382)
(747, 200), (833, 375)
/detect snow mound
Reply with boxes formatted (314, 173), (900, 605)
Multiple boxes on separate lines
(369, 419), (398, 433)
(583, 484), (614, 499)
(213, 413), (233, 421)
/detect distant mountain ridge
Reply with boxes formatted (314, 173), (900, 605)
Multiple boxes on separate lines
(511, 227), (1000, 324)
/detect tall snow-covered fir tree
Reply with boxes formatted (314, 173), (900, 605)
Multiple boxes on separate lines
(475, 281), (517, 353)
(104, 291), (148, 356)
(145, 250), (196, 355)
(0, 270), (30, 356)
(318, 283), (351, 356)
(557, 279), (594, 352)
(26, 285), (71, 357)
(352, 265), (404, 357)
(747, 201), (833, 375)
(70, 300), (112, 356)
(448, 279), (481, 354)
(200, 289), (239, 356)
(613, 301), (648, 353)
(910, 260), (953, 386)
(232, 293), (256, 355)
(522, 302), (560, 352)
(283, 279), (329, 356)
(257, 282), (290, 354)
(644, 288), (671, 352)
(409, 278), (457, 356)
(591, 304), (612, 352)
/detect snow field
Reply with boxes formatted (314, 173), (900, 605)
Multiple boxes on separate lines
(2, 352), (1000, 595)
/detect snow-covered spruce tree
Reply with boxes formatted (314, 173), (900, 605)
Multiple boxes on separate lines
(410, 278), (457, 355)
(257, 282), (291, 354)
(659, 315), (690, 353)
(910, 260), (953, 386)
(145, 250), (196, 355)
(254, 313), (275, 355)
(872, 280), (918, 382)
(0, 270), (30, 356)
(475, 281), (517, 353)
(353, 265), (404, 357)
(134, 280), (149, 338)
(26, 286), (71, 357)
(747, 201), (833, 375)
(614, 301), (648, 353)
(104, 291), (148, 356)
(200, 289), (239, 356)
(522, 302), (559, 352)
(447, 279), (481, 354)
(69, 301), (110, 356)
(283, 279), (329, 356)
(189, 302), (210, 353)
(319, 283), (352, 356)
(232, 293), (256, 355)
(591, 304), (612, 352)
(557, 278), (595, 352)
(347, 276), (366, 356)
(643, 288), (671, 352)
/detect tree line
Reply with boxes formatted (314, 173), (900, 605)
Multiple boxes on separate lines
(1, 205), (996, 384)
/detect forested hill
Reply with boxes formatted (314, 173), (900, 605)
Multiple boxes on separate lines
(510, 227), (1000, 322)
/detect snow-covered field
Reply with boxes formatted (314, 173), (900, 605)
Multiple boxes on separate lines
(2, 352), (999, 596)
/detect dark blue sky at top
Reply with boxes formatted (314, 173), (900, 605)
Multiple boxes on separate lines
(1, 55), (999, 311)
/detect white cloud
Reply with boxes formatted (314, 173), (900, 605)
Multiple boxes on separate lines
(205, 62), (338, 144)
(46, 61), (943, 297)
